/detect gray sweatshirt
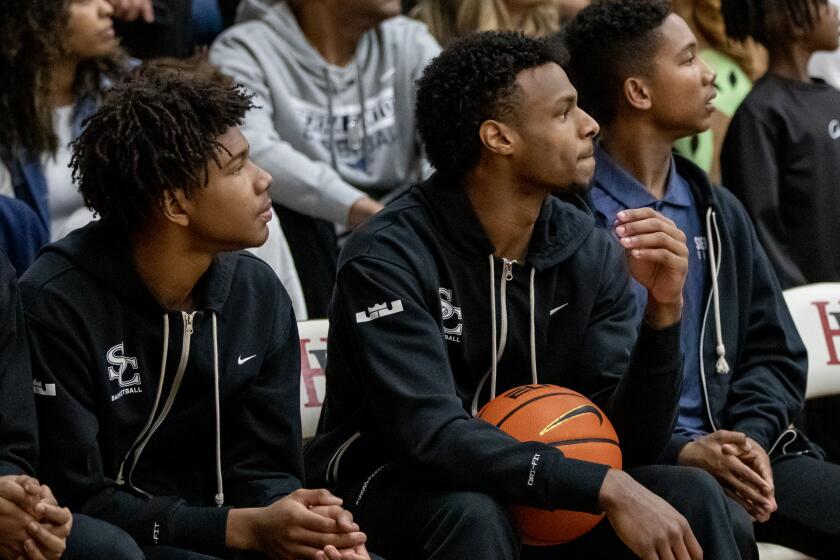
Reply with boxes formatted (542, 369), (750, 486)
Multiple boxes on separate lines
(210, 0), (440, 225)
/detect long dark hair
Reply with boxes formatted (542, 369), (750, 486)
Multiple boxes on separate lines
(0, 0), (128, 159)
(0, 0), (65, 156)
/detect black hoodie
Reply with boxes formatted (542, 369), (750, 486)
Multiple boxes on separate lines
(305, 173), (684, 514)
(0, 249), (37, 477)
(648, 157), (808, 463)
(19, 222), (302, 554)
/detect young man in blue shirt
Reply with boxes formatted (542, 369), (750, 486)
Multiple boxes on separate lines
(565, 1), (840, 557)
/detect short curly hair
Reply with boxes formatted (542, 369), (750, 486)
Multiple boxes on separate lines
(415, 31), (565, 179)
(71, 62), (255, 233)
(563, 0), (672, 127)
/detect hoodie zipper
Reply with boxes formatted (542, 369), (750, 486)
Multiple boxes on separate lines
(127, 311), (197, 497)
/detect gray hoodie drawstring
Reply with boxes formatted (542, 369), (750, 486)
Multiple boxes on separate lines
(705, 208), (730, 374)
(470, 257), (539, 416)
(211, 313), (225, 507)
(116, 314), (170, 486)
(324, 63), (369, 172)
(324, 69), (338, 171)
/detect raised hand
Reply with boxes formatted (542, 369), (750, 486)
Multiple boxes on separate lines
(106, 0), (155, 23)
(614, 208), (688, 329)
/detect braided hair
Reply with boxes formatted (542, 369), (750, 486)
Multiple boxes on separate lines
(70, 63), (255, 233)
(722, 0), (826, 45)
(0, 0), (65, 157)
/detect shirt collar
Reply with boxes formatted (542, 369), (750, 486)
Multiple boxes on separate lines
(593, 143), (692, 209)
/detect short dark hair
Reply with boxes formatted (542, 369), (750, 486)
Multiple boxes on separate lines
(71, 63), (255, 233)
(722, 0), (827, 46)
(415, 31), (565, 178)
(563, 0), (671, 127)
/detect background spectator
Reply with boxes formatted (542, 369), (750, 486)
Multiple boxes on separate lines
(1, 0), (127, 275)
(211, 0), (440, 317)
(0, 0), (63, 274)
(721, 0), (840, 463)
(411, 0), (587, 47)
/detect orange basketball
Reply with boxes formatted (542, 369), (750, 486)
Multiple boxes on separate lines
(478, 384), (622, 546)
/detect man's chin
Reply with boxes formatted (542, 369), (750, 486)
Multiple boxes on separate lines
(552, 180), (591, 201)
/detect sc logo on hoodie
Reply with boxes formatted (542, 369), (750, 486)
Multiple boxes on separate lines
(440, 288), (463, 343)
(107, 343), (143, 402)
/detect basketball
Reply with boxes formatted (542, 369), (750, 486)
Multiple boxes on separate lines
(478, 384), (622, 546)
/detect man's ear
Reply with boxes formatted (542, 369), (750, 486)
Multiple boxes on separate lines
(624, 76), (652, 111)
(479, 119), (517, 156)
(161, 189), (190, 227)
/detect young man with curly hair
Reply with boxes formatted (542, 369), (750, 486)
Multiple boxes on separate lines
(305, 31), (748, 559)
(19, 65), (371, 560)
(565, 0), (840, 557)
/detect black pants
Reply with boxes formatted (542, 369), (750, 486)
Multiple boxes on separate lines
(749, 454), (840, 559)
(336, 464), (753, 560)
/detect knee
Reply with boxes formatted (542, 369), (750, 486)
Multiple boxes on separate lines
(664, 467), (729, 515)
(66, 514), (144, 560)
(430, 492), (518, 546)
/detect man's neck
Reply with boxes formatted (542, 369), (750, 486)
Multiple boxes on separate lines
(463, 163), (544, 262)
(600, 123), (674, 200)
(293, 2), (368, 66)
(131, 227), (214, 311)
(767, 42), (813, 82)
(50, 57), (79, 108)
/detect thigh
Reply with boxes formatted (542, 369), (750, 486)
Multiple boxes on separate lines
(755, 454), (840, 557)
(338, 465), (519, 560)
(64, 514), (143, 560)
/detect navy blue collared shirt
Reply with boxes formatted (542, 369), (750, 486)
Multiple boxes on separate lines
(590, 144), (709, 438)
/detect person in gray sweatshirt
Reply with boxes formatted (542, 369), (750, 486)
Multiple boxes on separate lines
(210, 0), (440, 316)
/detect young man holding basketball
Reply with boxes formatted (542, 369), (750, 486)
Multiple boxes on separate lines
(306, 32), (748, 559)
(565, 1), (840, 557)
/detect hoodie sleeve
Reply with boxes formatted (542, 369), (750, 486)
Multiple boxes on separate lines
(24, 310), (230, 554)
(720, 103), (807, 289)
(332, 255), (611, 514)
(572, 237), (684, 468)
(0, 195), (49, 275)
(721, 193), (807, 452)
(209, 33), (366, 226)
(0, 250), (37, 477)
(222, 285), (305, 508)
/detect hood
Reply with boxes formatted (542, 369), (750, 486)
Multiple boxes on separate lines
(416, 172), (596, 271)
(41, 221), (238, 315)
(235, 0), (340, 81)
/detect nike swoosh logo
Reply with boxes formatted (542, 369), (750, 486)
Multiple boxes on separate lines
(237, 354), (257, 366)
(539, 405), (603, 436)
(550, 303), (569, 316)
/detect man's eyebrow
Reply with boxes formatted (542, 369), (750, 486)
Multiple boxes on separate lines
(553, 92), (577, 108)
(223, 147), (249, 168)
(677, 40), (697, 57)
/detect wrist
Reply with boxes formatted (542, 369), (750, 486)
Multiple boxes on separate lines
(643, 299), (683, 330)
(226, 508), (260, 551)
(597, 469), (627, 513)
(675, 441), (696, 467)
